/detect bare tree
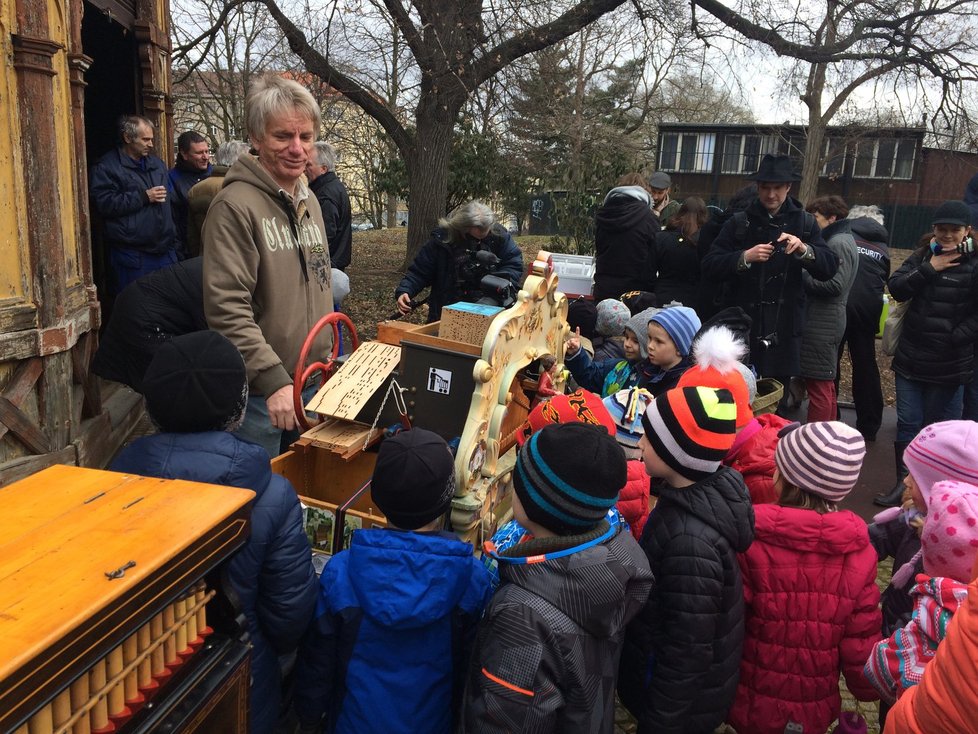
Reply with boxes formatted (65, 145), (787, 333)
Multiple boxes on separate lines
(689, 0), (978, 202)
(175, 0), (637, 265)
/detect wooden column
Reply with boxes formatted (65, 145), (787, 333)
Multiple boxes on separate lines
(12, 5), (72, 451)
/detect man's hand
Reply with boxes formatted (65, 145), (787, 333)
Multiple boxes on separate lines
(396, 293), (413, 315)
(744, 242), (775, 264)
(653, 194), (670, 215)
(146, 185), (167, 203)
(777, 232), (808, 257)
(266, 385), (297, 431)
(565, 326), (581, 357)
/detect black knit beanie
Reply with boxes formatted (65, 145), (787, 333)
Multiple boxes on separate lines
(513, 422), (626, 536)
(141, 330), (248, 433)
(371, 429), (456, 530)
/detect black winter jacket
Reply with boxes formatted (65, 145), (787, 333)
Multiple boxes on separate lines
(593, 189), (660, 302)
(889, 248), (978, 384)
(619, 466), (755, 734)
(701, 197), (836, 376)
(846, 217), (890, 332)
(464, 521), (653, 733)
(395, 227), (524, 323)
(309, 171), (353, 271)
(89, 148), (178, 254)
(92, 257), (205, 391)
(653, 228), (700, 306)
(168, 161), (211, 253)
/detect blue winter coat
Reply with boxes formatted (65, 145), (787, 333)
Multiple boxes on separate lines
(293, 529), (492, 734)
(110, 431), (317, 734)
(395, 227), (524, 322)
(168, 161), (212, 253)
(89, 148), (178, 254)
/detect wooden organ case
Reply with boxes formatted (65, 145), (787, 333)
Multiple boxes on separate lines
(0, 465), (255, 734)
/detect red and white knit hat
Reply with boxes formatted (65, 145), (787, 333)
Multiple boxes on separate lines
(774, 421), (866, 502)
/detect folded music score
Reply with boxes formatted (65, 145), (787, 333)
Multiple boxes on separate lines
(305, 341), (401, 422)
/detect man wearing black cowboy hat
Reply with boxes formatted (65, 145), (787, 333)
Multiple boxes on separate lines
(701, 154), (837, 404)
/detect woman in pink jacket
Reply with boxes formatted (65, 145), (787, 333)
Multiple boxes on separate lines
(727, 422), (882, 734)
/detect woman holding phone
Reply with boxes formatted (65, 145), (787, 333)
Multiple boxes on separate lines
(877, 200), (978, 506)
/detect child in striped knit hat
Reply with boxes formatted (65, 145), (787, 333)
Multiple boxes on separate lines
(617, 386), (754, 734)
(727, 421), (882, 734)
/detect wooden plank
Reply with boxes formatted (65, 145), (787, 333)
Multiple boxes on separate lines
(0, 357), (42, 443)
(0, 395), (50, 454)
(73, 389), (144, 470)
(399, 328), (483, 357)
(0, 445), (77, 488)
(305, 341), (401, 421)
(375, 319), (428, 347)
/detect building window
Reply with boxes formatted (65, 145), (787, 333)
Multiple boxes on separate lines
(659, 132), (716, 173)
(720, 134), (780, 174)
(853, 138), (915, 180)
(820, 138), (846, 177)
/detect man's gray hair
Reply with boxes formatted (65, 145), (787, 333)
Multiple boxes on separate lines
(245, 75), (321, 142)
(847, 204), (885, 226)
(312, 141), (337, 171)
(439, 200), (496, 233)
(119, 114), (153, 144)
(214, 140), (250, 167)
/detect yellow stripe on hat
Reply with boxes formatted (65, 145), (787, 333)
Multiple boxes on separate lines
(696, 385), (738, 421)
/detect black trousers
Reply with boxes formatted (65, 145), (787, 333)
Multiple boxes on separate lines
(836, 323), (884, 438)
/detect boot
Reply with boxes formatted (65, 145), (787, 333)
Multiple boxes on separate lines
(874, 440), (909, 507)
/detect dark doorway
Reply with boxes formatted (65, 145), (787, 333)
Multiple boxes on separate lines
(82, 1), (139, 324)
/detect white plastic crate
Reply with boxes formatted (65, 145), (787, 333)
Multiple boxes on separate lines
(550, 253), (595, 297)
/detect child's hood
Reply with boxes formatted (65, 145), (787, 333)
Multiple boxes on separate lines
(657, 465), (755, 553)
(494, 524), (653, 637)
(753, 503), (871, 555)
(344, 529), (489, 628)
(625, 307), (659, 360)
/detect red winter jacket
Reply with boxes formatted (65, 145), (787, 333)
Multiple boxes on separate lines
(727, 504), (882, 734)
(725, 414), (792, 505)
(616, 460), (651, 541)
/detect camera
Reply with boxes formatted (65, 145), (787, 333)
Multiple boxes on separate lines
(757, 332), (779, 350)
(458, 249), (517, 309)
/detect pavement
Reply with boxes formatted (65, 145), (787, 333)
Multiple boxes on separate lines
(778, 401), (898, 523)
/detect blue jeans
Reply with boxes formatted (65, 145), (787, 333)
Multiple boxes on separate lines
(109, 247), (178, 294)
(894, 374), (964, 443)
(235, 384), (318, 458)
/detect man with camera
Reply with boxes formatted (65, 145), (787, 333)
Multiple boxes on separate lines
(701, 154), (837, 401)
(395, 200), (524, 322)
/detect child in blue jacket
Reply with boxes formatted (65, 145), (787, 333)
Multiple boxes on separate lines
(111, 330), (316, 734)
(565, 305), (700, 397)
(293, 429), (492, 734)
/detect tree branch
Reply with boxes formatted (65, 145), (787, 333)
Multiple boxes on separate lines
(471, 0), (629, 86)
(259, 0), (413, 154)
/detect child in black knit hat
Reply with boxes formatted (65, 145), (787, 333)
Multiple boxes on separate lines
(111, 330), (316, 734)
(293, 428), (491, 734)
(462, 423), (654, 732)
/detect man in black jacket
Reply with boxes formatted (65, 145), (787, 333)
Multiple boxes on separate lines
(838, 205), (890, 441)
(701, 154), (837, 396)
(306, 141), (353, 271)
(168, 130), (212, 255)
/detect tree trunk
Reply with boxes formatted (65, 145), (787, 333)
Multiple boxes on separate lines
(402, 92), (461, 269)
(798, 118), (827, 205)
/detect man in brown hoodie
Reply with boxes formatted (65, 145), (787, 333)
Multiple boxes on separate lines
(202, 75), (333, 458)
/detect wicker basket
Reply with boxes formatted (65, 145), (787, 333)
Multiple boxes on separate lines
(752, 378), (784, 416)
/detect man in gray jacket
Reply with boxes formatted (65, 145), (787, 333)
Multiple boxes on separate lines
(800, 196), (858, 423)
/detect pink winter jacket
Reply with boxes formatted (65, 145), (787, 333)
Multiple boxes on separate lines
(727, 504), (882, 734)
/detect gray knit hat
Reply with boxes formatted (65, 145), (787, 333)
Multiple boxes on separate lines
(595, 299), (630, 337)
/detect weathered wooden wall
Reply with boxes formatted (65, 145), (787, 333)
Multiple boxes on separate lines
(0, 0), (171, 484)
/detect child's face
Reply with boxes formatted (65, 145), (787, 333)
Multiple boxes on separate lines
(932, 223), (971, 249)
(905, 472), (926, 512)
(647, 322), (682, 369)
(622, 329), (641, 361)
(638, 434), (668, 478)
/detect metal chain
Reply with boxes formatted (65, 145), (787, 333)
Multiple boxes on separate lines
(363, 379), (407, 451)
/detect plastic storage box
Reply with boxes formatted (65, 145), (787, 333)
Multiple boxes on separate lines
(550, 253), (595, 298)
